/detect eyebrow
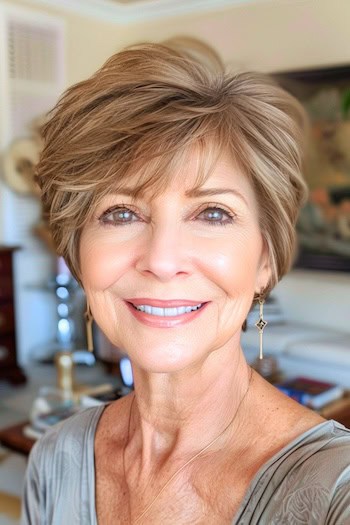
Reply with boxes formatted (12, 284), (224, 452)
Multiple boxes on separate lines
(111, 187), (248, 205)
(185, 187), (248, 205)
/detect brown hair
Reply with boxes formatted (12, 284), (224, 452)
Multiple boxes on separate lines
(36, 40), (309, 293)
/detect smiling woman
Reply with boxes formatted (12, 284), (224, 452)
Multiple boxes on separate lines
(21, 39), (350, 525)
(78, 151), (267, 375)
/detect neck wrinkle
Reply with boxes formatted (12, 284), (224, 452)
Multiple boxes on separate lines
(127, 348), (252, 474)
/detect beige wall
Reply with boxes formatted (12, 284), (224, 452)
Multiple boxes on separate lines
(5, 0), (350, 86)
(114, 0), (350, 73)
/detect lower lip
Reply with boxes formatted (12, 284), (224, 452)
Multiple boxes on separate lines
(124, 301), (209, 328)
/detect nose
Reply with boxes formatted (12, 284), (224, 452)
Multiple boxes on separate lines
(135, 221), (190, 282)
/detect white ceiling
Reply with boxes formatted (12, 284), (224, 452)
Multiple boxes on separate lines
(110, 0), (152, 3)
(20, 0), (271, 24)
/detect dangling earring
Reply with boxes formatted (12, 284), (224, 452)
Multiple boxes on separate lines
(255, 293), (267, 360)
(84, 302), (94, 352)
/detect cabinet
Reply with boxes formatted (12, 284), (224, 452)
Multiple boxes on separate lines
(0, 246), (26, 384)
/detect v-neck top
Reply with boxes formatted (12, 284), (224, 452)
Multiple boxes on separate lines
(21, 405), (350, 524)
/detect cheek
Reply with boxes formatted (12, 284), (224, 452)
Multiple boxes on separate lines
(192, 229), (262, 295)
(79, 231), (133, 291)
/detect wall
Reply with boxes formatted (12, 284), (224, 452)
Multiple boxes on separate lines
(116, 0), (350, 73)
(275, 270), (350, 334)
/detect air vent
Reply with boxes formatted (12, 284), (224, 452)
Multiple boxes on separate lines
(8, 21), (60, 83)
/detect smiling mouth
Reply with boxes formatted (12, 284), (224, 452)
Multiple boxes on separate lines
(128, 303), (205, 317)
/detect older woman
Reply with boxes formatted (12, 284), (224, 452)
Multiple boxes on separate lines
(21, 42), (350, 525)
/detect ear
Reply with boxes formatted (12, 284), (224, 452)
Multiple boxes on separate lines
(255, 238), (272, 295)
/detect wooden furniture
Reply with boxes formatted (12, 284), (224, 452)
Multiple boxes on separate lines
(0, 421), (33, 456)
(0, 246), (26, 384)
(320, 395), (350, 429)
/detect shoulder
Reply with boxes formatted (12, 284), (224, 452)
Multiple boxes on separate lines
(275, 420), (350, 489)
(309, 421), (350, 498)
(265, 421), (350, 524)
(45, 404), (105, 443)
(21, 406), (104, 524)
(31, 405), (104, 463)
(236, 416), (350, 524)
(301, 420), (350, 470)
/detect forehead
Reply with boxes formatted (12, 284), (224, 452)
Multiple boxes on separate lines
(180, 150), (254, 197)
(119, 147), (257, 205)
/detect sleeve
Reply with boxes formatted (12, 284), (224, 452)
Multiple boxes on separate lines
(20, 440), (42, 525)
(326, 480), (350, 525)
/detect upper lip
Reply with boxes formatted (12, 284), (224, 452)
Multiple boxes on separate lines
(125, 298), (207, 307)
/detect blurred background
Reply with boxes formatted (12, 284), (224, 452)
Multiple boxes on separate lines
(0, 0), (349, 522)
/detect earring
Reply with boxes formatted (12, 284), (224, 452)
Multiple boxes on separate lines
(255, 294), (267, 360)
(84, 303), (94, 352)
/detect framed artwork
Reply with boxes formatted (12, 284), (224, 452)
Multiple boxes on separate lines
(272, 65), (350, 272)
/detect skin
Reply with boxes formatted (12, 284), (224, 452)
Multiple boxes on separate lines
(80, 150), (324, 524)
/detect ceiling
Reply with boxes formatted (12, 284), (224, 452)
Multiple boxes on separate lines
(110, 0), (153, 4)
(110, 0), (152, 3)
(20, 0), (268, 24)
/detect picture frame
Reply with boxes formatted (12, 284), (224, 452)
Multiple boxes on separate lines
(272, 65), (350, 272)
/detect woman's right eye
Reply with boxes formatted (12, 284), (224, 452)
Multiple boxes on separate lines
(99, 207), (139, 226)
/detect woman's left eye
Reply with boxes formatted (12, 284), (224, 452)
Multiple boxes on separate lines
(197, 207), (235, 225)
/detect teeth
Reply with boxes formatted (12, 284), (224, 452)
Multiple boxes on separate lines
(133, 304), (203, 317)
(177, 307), (187, 315)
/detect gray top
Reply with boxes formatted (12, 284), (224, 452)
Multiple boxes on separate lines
(21, 406), (350, 524)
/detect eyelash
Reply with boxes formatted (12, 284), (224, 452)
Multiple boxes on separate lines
(98, 202), (237, 227)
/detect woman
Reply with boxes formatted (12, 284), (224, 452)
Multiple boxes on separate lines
(22, 41), (350, 524)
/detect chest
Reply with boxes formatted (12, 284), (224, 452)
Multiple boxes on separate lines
(95, 454), (255, 525)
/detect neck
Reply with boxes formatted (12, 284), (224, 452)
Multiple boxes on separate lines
(128, 345), (252, 471)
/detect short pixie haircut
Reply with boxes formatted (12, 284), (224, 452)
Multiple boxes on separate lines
(37, 41), (308, 294)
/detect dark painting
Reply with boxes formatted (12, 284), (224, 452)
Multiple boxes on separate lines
(273, 65), (350, 272)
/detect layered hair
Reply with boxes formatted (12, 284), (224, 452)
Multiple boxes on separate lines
(36, 40), (309, 294)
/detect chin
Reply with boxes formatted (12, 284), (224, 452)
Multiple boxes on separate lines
(128, 343), (206, 375)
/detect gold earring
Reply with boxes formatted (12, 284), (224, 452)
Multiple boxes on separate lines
(84, 303), (94, 352)
(255, 294), (267, 360)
